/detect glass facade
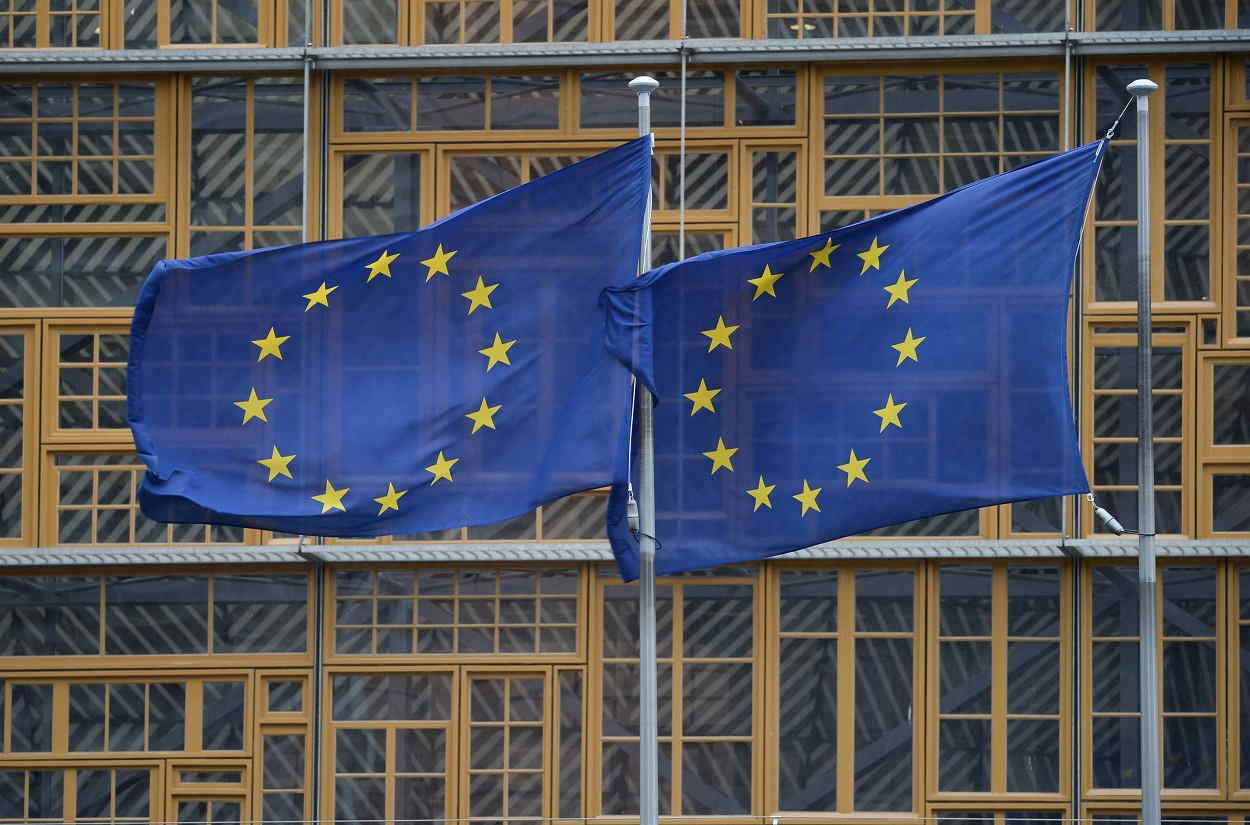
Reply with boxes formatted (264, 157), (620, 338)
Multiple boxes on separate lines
(0, 3), (1248, 825)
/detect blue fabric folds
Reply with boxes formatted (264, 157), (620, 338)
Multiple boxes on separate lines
(129, 137), (651, 537)
(604, 141), (1105, 579)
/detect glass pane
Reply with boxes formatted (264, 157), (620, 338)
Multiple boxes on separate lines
(1007, 566), (1060, 636)
(778, 636), (836, 810)
(1007, 719), (1059, 791)
(939, 718), (990, 791)
(939, 565), (992, 636)
(203, 681), (245, 749)
(854, 637), (912, 810)
(105, 575), (209, 655)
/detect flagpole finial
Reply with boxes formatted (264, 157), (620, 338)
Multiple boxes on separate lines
(629, 75), (660, 95)
(1127, 78), (1158, 96)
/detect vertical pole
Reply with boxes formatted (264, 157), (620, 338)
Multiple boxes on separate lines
(628, 74), (661, 825)
(1128, 76), (1160, 825)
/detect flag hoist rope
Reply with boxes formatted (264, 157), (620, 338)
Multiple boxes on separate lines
(628, 74), (662, 825)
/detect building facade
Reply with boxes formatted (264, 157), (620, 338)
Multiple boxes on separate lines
(0, 2), (1249, 824)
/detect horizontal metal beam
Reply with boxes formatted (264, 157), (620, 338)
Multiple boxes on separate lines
(2, 538), (1250, 567)
(0, 29), (1247, 75)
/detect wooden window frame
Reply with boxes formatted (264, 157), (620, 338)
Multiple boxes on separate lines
(765, 560), (926, 817)
(1083, 59), (1222, 315)
(327, 145), (435, 240)
(179, 74), (319, 256)
(152, 0), (277, 49)
(811, 59), (1067, 231)
(1081, 318), (1196, 538)
(0, 320), (39, 547)
(0, 759), (165, 823)
(40, 318), (133, 446)
(588, 564), (763, 818)
(1080, 559), (1228, 801)
(1223, 113), (1250, 347)
(1082, 0), (1244, 32)
(331, 71), (574, 144)
(321, 665), (461, 825)
(0, 669), (255, 757)
(325, 564), (587, 664)
(927, 561), (1073, 801)
(0, 567), (312, 669)
(330, 0), (601, 46)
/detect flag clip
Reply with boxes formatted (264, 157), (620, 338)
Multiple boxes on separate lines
(626, 485), (640, 533)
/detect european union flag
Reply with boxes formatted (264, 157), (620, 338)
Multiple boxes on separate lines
(603, 141), (1105, 578)
(129, 137), (651, 536)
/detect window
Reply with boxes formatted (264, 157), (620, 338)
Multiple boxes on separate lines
(1087, 62), (1215, 307)
(0, 324), (34, 545)
(933, 563), (1068, 795)
(122, 0), (280, 47)
(1084, 562), (1223, 794)
(597, 566), (756, 815)
(764, 0), (1066, 37)
(611, 0), (743, 39)
(819, 69), (1062, 215)
(339, 74), (563, 136)
(1227, 118), (1250, 343)
(1086, 0), (1241, 30)
(332, 0), (589, 45)
(1084, 322), (1191, 536)
(0, 572), (309, 658)
(772, 565), (921, 813)
(0, 0), (102, 47)
(329, 671), (455, 823)
(331, 567), (581, 657)
(186, 77), (305, 255)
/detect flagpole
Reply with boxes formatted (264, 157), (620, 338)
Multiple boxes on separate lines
(1127, 76), (1161, 825)
(628, 73), (661, 825)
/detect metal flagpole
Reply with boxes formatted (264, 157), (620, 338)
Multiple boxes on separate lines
(1128, 76), (1161, 825)
(628, 74), (661, 825)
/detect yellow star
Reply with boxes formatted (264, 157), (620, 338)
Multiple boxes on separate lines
(702, 438), (739, 474)
(257, 445), (295, 482)
(873, 394), (907, 432)
(426, 451), (460, 484)
(312, 479), (350, 513)
(857, 236), (890, 275)
(809, 238), (840, 271)
(234, 387), (273, 424)
(892, 328), (926, 366)
(683, 379), (721, 416)
(793, 479), (822, 516)
(883, 271), (918, 308)
(364, 249), (400, 282)
(251, 327), (289, 361)
(466, 397), (503, 433)
(747, 264), (784, 300)
(478, 333), (516, 371)
(838, 449), (871, 487)
(420, 244), (458, 281)
(461, 276), (499, 314)
(701, 316), (740, 352)
(302, 281), (338, 311)
(746, 475), (776, 511)
(373, 482), (408, 515)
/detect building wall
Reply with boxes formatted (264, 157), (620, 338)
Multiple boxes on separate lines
(0, 1), (1249, 824)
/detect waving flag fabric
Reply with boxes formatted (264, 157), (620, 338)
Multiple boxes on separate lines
(603, 140), (1105, 579)
(129, 137), (651, 537)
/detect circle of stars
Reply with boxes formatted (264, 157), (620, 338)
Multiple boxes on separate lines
(685, 234), (927, 518)
(236, 242), (515, 518)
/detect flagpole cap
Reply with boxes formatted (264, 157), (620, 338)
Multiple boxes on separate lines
(1127, 78), (1158, 97)
(629, 75), (660, 95)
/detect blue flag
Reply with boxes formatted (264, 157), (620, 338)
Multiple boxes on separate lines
(129, 137), (651, 536)
(603, 140), (1105, 579)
